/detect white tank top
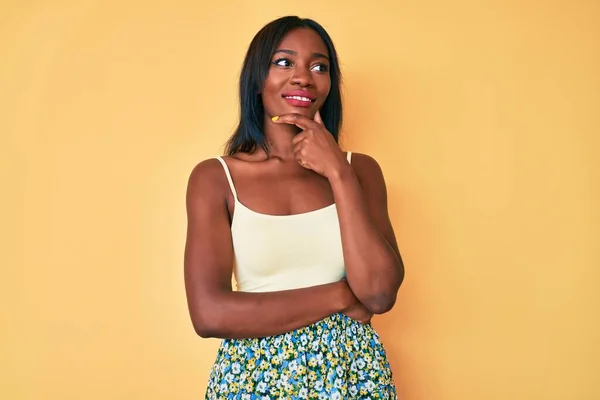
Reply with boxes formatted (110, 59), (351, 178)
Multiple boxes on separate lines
(215, 152), (352, 293)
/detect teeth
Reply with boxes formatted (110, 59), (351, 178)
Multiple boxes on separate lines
(285, 96), (312, 102)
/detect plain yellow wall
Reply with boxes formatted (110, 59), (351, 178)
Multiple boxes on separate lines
(2, 0), (599, 399)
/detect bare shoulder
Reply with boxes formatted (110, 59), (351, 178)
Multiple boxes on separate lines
(349, 152), (386, 184)
(186, 157), (229, 206)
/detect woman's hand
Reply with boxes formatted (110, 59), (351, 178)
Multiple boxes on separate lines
(339, 279), (374, 324)
(272, 111), (348, 179)
(343, 300), (374, 324)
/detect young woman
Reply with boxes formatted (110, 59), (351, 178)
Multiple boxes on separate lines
(184, 16), (404, 399)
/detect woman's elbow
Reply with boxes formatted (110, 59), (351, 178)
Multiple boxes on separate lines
(190, 307), (220, 338)
(364, 292), (397, 315)
(192, 320), (216, 338)
(364, 274), (403, 314)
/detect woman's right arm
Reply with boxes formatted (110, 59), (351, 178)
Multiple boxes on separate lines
(184, 159), (366, 339)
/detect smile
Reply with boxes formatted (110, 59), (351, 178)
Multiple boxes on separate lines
(283, 95), (313, 102)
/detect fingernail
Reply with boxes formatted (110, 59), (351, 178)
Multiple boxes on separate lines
(271, 116), (279, 121)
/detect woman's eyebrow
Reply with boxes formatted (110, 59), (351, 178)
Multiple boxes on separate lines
(273, 49), (330, 60)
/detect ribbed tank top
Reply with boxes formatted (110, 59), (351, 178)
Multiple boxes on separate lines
(215, 152), (352, 293)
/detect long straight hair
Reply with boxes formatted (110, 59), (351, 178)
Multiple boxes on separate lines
(225, 16), (343, 156)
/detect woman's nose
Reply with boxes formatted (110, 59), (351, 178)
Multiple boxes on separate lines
(291, 66), (313, 87)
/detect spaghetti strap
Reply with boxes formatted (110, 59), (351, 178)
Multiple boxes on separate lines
(215, 156), (238, 200)
(347, 151), (352, 164)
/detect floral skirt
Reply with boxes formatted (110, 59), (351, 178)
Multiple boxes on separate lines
(205, 313), (397, 399)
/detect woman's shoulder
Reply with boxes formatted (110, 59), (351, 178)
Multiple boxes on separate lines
(347, 152), (388, 195)
(186, 156), (232, 198)
(348, 152), (385, 175)
(186, 153), (261, 193)
(188, 156), (225, 180)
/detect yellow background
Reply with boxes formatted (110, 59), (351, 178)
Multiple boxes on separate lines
(2, 1), (599, 399)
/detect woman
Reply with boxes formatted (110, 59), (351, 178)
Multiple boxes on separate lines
(184, 16), (404, 399)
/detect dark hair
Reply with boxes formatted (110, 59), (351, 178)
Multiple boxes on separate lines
(224, 16), (343, 156)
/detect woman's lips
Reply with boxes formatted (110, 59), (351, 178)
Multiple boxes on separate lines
(283, 95), (314, 108)
(282, 90), (315, 108)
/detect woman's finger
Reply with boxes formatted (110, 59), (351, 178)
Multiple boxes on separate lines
(272, 113), (319, 130)
(314, 110), (324, 125)
(291, 132), (306, 146)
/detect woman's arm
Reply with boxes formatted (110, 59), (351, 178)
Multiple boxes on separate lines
(184, 159), (366, 339)
(270, 113), (405, 315)
(327, 153), (404, 314)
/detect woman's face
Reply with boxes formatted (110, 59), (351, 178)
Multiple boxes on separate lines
(261, 28), (331, 120)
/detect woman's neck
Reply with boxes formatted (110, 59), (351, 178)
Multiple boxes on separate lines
(262, 116), (301, 160)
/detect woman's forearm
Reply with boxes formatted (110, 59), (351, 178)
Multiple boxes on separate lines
(329, 165), (404, 314)
(190, 280), (354, 339)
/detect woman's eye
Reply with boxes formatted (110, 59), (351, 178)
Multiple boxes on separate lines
(311, 63), (329, 72)
(273, 58), (292, 67)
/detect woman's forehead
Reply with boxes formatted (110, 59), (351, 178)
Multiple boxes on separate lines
(277, 28), (328, 55)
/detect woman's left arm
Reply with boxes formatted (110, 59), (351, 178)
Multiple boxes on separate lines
(272, 112), (405, 314)
(328, 153), (404, 314)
